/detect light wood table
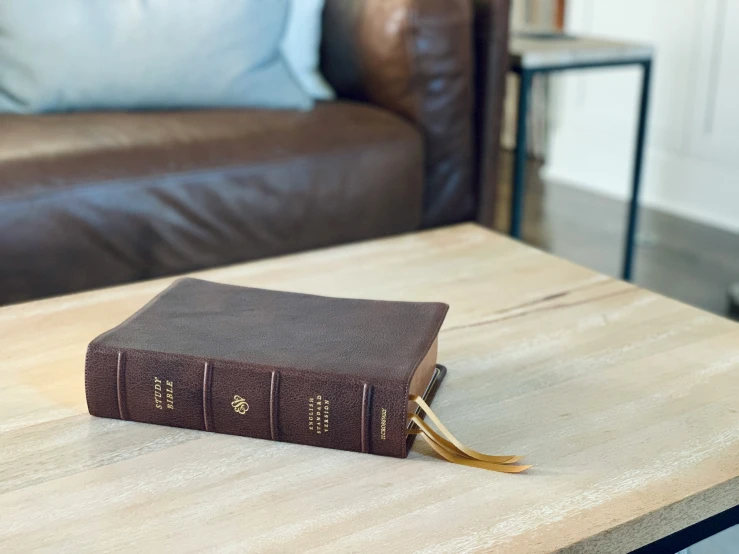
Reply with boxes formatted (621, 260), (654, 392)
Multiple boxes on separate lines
(2, 224), (738, 553)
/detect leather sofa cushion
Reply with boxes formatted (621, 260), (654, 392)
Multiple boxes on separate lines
(0, 103), (423, 305)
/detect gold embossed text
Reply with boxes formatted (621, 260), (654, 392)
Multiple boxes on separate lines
(153, 377), (174, 410)
(154, 377), (163, 410)
(166, 380), (174, 409)
(308, 395), (330, 435)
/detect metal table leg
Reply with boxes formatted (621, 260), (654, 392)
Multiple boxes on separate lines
(510, 69), (533, 238)
(729, 282), (739, 320)
(621, 59), (653, 281)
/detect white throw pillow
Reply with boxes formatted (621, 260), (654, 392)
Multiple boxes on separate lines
(282, 0), (335, 100)
(0, 0), (314, 113)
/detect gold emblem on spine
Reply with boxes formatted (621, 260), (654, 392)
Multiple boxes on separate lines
(231, 395), (249, 414)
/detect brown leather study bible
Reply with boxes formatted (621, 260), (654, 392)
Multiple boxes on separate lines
(86, 278), (528, 472)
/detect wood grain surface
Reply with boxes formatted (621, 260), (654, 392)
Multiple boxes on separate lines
(1, 224), (738, 553)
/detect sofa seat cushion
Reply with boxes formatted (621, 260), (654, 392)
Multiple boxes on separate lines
(0, 103), (423, 305)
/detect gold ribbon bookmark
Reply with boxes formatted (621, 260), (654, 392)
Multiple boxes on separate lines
(408, 395), (530, 473)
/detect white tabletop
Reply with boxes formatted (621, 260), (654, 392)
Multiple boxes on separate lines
(510, 32), (653, 70)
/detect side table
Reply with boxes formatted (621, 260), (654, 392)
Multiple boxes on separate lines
(509, 33), (654, 281)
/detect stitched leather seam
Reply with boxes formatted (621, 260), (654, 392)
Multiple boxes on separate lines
(0, 130), (419, 206)
(406, 0), (423, 123)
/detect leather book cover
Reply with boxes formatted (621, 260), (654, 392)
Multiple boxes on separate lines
(85, 278), (448, 458)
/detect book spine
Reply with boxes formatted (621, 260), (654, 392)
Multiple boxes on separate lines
(85, 345), (408, 457)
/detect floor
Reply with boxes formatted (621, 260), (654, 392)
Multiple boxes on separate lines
(495, 152), (739, 552)
(494, 152), (739, 318)
(682, 525), (739, 554)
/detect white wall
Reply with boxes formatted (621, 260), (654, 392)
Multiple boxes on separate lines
(543, 0), (739, 233)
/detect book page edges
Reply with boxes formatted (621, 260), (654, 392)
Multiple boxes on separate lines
(407, 337), (439, 413)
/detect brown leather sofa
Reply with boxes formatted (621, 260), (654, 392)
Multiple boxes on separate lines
(0, 0), (510, 306)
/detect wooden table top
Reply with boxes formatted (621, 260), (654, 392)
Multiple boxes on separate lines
(2, 224), (738, 553)
(510, 32), (653, 69)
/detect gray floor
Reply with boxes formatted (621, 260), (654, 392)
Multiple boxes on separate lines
(495, 153), (739, 318)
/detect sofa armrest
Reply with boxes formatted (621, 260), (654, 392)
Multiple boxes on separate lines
(472, 0), (511, 228)
(321, 0), (475, 227)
